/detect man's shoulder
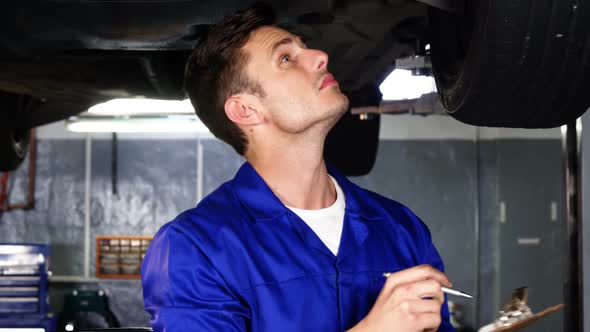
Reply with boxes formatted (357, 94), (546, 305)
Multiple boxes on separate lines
(160, 180), (247, 239)
(349, 182), (409, 215)
(358, 186), (405, 209)
(331, 165), (413, 216)
(349, 183), (426, 230)
(351, 184), (436, 257)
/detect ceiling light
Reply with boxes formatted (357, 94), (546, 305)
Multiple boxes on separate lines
(66, 98), (210, 133)
(66, 115), (210, 133)
(379, 69), (437, 101)
(87, 98), (194, 116)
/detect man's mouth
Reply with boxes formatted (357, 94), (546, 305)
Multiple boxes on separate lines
(320, 74), (338, 90)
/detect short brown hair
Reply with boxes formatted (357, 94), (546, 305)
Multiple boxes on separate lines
(184, 3), (275, 155)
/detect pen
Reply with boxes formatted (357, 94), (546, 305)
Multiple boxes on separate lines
(382, 272), (474, 299)
(440, 286), (474, 299)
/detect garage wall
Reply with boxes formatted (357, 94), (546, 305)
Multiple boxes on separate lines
(353, 138), (564, 332)
(0, 117), (565, 330)
(493, 140), (564, 332)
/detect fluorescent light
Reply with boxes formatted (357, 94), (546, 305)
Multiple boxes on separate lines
(379, 69), (437, 101)
(88, 98), (194, 116)
(66, 116), (210, 133)
(68, 98), (210, 133)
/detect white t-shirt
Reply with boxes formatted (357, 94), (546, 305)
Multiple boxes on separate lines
(286, 176), (345, 256)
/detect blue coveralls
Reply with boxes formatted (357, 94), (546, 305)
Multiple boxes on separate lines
(141, 162), (455, 331)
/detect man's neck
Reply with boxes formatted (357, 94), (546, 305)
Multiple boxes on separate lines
(246, 135), (336, 210)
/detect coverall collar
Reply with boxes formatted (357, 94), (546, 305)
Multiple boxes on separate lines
(231, 162), (383, 223)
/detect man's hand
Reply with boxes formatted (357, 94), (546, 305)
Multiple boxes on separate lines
(348, 264), (451, 332)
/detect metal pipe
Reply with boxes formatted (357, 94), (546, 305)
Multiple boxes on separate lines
(25, 129), (36, 209)
(0, 173), (9, 211)
(84, 134), (92, 278)
(562, 120), (583, 332)
(196, 136), (203, 203)
(112, 133), (118, 195)
(473, 126), (481, 327)
(0, 129), (37, 212)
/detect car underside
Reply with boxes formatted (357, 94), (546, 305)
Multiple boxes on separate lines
(0, 1), (426, 122)
(1, 0), (590, 172)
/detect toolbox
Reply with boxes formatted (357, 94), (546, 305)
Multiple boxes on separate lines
(0, 243), (55, 331)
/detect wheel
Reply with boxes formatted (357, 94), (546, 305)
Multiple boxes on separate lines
(0, 91), (33, 172)
(429, 0), (590, 128)
(325, 85), (381, 176)
(0, 127), (30, 172)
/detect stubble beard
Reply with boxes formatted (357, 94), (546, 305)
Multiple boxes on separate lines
(325, 92), (350, 128)
(270, 89), (350, 136)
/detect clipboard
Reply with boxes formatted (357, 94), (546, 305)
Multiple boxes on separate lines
(478, 287), (563, 332)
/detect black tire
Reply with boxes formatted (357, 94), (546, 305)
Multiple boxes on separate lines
(325, 85), (381, 176)
(0, 127), (30, 172)
(429, 0), (590, 128)
(0, 91), (33, 172)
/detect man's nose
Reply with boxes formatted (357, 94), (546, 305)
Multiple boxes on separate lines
(304, 49), (329, 72)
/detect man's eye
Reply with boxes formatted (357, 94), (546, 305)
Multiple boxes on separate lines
(280, 54), (291, 63)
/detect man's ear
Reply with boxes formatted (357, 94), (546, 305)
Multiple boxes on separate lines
(224, 96), (264, 126)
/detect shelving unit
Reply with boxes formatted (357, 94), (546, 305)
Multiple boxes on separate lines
(95, 236), (152, 280)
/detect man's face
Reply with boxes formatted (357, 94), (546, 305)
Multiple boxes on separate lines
(242, 26), (349, 134)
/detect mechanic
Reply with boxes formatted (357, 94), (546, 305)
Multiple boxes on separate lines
(141, 3), (455, 331)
